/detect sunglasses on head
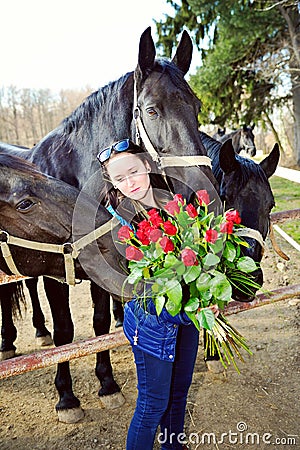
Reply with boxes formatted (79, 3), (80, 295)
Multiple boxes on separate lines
(97, 139), (131, 164)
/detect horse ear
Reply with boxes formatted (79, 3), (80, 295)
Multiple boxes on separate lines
(219, 139), (239, 174)
(242, 124), (247, 131)
(171, 30), (192, 75)
(137, 27), (156, 77)
(259, 143), (280, 178)
(251, 123), (255, 130)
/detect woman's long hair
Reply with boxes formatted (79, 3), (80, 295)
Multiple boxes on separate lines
(99, 141), (173, 225)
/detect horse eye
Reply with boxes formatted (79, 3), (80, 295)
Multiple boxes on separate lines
(16, 199), (35, 212)
(146, 107), (158, 118)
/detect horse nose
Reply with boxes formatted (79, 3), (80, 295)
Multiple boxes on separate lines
(231, 267), (263, 302)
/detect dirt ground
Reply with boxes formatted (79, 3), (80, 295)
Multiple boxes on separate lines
(0, 234), (299, 450)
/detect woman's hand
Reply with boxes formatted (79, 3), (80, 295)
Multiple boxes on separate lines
(209, 304), (219, 318)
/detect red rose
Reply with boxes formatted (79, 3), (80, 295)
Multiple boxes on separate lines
(196, 190), (210, 206)
(148, 209), (164, 227)
(225, 210), (241, 224)
(220, 221), (234, 234)
(159, 236), (175, 253)
(136, 229), (150, 245)
(173, 194), (184, 205)
(186, 203), (198, 218)
(181, 248), (198, 266)
(205, 229), (218, 244)
(165, 200), (180, 215)
(117, 225), (133, 241)
(137, 219), (151, 233)
(163, 221), (177, 236)
(126, 246), (144, 261)
(149, 228), (163, 242)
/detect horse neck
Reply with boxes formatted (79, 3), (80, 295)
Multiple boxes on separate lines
(29, 73), (135, 188)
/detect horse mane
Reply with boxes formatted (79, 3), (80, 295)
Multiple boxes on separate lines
(61, 72), (133, 137)
(0, 153), (45, 179)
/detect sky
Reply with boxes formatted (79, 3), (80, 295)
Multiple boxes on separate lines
(0, 0), (199, 93)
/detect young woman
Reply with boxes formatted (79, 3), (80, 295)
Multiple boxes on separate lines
(97, 139), (218, 450)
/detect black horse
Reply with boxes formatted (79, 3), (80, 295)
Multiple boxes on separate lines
(0, 27), (218, 422)
(213, 124), (256, 157)
(200, 132), (280, 370)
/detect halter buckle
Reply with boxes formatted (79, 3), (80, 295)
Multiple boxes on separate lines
(0, 230), (9, 243)
(133, 106), (140, 120)
(62, 242), (74, 255)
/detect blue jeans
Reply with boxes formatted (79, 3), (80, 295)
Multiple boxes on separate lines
(126, 324), (199, 450)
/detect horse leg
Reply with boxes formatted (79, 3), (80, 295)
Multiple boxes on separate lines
(24, 278), (53, 346)
(203, 329), (224, 374)
(0, 282), (26, 360)
(112, 298), (124, 328)
(90, 282), (125, 409)
(43, 277), (84, 423)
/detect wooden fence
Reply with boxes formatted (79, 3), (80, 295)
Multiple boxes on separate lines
(0, 208), (299, 379)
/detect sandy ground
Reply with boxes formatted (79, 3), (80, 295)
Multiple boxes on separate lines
(0, 234), (299, 450)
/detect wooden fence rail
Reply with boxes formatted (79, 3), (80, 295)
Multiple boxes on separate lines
(0, 208), (299, 379)
(0, 284), (299, 380)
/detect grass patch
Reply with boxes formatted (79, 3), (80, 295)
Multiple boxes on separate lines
(270, 176), (300, 243)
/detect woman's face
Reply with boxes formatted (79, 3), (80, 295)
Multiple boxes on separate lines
(106, 152), (152, 202)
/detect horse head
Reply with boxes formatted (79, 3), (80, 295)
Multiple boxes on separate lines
(134, 27), (218, 202)
(219, 139), (279, 301)
(238, 124), (256, 157)
(0, 154), (128, 299)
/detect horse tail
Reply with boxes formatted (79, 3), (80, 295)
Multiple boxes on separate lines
(0, 281), (27, 318)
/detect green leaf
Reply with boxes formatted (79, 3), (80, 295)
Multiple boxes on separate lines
(209, 237), (224, 254)
(165, 298), (182, 316)
(154, 294), (166, 316)
(196, 308), (215, 331)
(126, 267), (144, 284)
(185, 310), (200, 330)
(183, 264), (201, 284)
(209, 272), (232, 302)
(165, 279), (182, 304)
(175, 261), (186, 276)
(164, 253), (179, 268)
(196, 272), (211, 292)
(184, 297), (200, 312)
(177, 211), (193, 227)
(202, 253), (220, 269)
(237, 256), (257, 273)
(223, 241), (236, 262)
(153, 267), (174, 279)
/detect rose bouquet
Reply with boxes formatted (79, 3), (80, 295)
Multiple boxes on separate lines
(118, 191), (260, 372)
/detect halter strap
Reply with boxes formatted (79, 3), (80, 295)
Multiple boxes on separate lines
(133, 81), (212, 170)
(0, 217), (119, 286)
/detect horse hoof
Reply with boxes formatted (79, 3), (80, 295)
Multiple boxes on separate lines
(36, 334), (53, 346)
(57, 407), (85, 423)
(99, 391), (125, 409)
(206, 360), (225, 374)
(0, 349), (16, 360)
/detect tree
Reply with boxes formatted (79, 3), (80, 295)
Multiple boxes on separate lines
(155, 0), (300, 165)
